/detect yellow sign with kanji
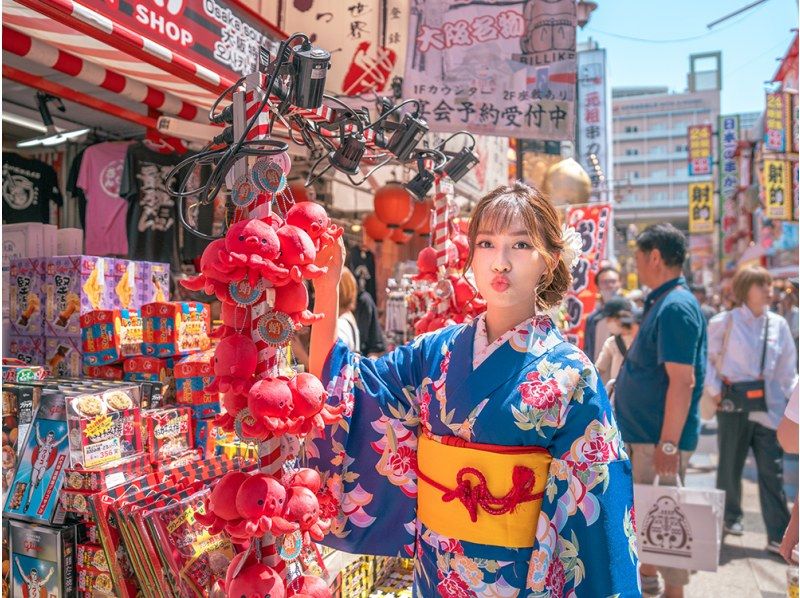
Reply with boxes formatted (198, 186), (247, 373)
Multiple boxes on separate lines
(688, 181), (714, 234)
(688, 125), (713, 176)
(763, 160), (791, 220)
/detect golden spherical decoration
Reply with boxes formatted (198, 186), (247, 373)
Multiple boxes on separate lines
(542, 158), (591, 206)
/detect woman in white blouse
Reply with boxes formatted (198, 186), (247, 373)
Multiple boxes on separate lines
(705, 265), (798, 553)
(336, 268), (361, 353)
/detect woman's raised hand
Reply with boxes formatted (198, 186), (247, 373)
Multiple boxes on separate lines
(314, 236), (346, 288)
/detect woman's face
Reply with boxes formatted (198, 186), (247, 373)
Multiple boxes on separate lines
(606, 317), (622, 335)
(746, 281), (773, 310)
(471, 227), (548, 310)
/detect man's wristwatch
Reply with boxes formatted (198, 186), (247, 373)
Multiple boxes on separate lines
(659, 441), (678, 456)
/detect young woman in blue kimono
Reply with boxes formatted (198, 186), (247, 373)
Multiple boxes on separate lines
(308, 182), (641, 597)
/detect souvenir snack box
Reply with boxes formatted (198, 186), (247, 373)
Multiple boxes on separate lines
(143, 407), (193, 463)
(174, 348), (216, 405)
(44, 337), (83, 378)
(141, 302), (211, 358)
(83, 364), (124, 380)
(7, 336), (45, 367)
(64, 384), (142, 469)
(81, 309), (143, 366)
(8, 520), (76, 598)
(110, 259), (141, 311)
(123, 355), (174, 407)
(2, 361), (48, 384)
(140, 262), (171, 305)
(2, 384), (36, 503)
(43, 256), (115, 338)
(3, 389), (69, 524)
(8, 258), (43, 336)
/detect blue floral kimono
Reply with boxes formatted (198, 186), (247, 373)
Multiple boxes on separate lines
(308, 315), (641, 597)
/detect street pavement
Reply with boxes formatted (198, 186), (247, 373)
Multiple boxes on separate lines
(682, 419), (798, 597)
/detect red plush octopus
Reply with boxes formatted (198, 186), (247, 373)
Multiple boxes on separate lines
(276, 225), (327, 282)
(285, 202), (343, 251)
(225, 473), (297, 541)
(245, 377), (295, 437)
(286, 373), (344, 436)
(181, 239), (246, 295)
(286, 575), (332, 598)
(205, 334), (258, 394)
(273, 279), (325, 329)
(221, 552), (285, 598)
(220, 219), (290, 286)
(211, 302), (252, 339)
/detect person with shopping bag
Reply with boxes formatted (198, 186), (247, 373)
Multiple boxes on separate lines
(615, 224), (708, 598)
(705, 265), (798, 554)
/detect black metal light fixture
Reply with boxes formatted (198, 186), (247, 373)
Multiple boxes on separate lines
(328, 131), (366, 175)
(386, 113), (429, 161)
(443, 146), (479, 182)
(17, 92), (90, 148)
(405, 168), (436, 201)
(291, 42), (331, 109)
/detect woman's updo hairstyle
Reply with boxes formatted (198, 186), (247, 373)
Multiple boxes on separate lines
(465, 181), (571, 311)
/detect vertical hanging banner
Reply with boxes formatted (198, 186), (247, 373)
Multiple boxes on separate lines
(578, 49), (608, 195)
(763, 160), (792, 220)
(764, 92), (790, 153)
(687, 125), (713, 176)
(688, 181), (714, 233)
(404, 0), (577, 139)
(563, 203), (611, 349)
(718, 115), (740, 268)
(281, 0), (408, 96)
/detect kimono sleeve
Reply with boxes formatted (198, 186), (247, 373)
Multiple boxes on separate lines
(527, 345), (640, 597)
(307, 336), (431, 557)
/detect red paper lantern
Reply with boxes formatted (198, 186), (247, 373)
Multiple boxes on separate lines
(416, 200), (433, 236)
(363, 212), (390, 242)
(390, 228), (412, 244)
(402, 199), (431, 233)
(374, 184), (413, 229)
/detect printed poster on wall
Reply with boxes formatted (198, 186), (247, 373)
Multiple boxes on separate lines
(280, 0), (408, 96)
(578, 49), (609, 196)
(718, 115), (740, 269)
(763, 160), (792, 220)
(404, 0), (577, 139)
(764, 92), (790, 153)
(563, 203), (611, 349)
(688, 181), (714, 234)
(687, 125), (713, 176)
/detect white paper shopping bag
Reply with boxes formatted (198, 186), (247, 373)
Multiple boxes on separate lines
(633, 477), (725, 572)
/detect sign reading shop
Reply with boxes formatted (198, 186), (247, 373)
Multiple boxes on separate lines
(79, 0), (281, 79)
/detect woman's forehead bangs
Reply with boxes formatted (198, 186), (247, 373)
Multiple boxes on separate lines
(476, 194), (536, 236)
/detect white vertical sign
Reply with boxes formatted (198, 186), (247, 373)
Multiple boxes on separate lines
(577, 48), (609, 200)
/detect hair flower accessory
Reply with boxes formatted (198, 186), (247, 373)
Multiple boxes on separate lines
(560, 225), (582, 270)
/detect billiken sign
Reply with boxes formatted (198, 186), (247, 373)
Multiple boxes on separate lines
(83, 0), (280, 78)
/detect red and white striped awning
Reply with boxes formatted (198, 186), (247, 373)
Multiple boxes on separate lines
(3, 0), (222, 110)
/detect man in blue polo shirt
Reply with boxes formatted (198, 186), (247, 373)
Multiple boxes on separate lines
(615, 223), (707, 598)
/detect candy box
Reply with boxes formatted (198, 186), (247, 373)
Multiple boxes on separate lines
(2, 362), (48, 384)
(8, 520), (76, 598)
(141, 302), (211, 358)
(2, 384), (36, 503)
(80, 310), (122, 366)
(7, 336), (45, 367)
(64, 385), (142, 469)
(192, 418), (216, 457)
(45, 337), (83, 378)
(110, 259), (141, 311)
(76, 543), (109, 572)
(83, 364), (124, 381)
(43, 256), (115, 338)
(189, 403), (221, 420)
(143, 407), (193, 462)
(8, 258), (43, 336)
(76, 565), (115, 595)
(140, 262), (170, 305)
(174, 349), (216, 405)
(63, 452), (151, 493)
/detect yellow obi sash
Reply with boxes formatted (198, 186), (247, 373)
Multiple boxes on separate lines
(416, 434), (552, 548)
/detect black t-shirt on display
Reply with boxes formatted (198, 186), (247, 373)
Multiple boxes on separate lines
(120, 142), (184, 268)
(66, 148), (87, 229)
(2, 152), (63, 224)
(348, 246), (377, 304)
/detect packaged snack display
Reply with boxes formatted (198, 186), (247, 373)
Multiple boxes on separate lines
(80, 311), (122, 366)
(174, 348), (216, 405)
(143, 407), (193, 462)
(140, 262), (171, 305)
(7, 336), (45, 366)
(2, 362), (48, 384)
(83, 364), (124, 380)
(2, 384), (36, 503)
(43, 256), (114, 338)
(141, 302), (211, 357)
(63, 452), (152, 493)
(76, 543), (109, 572)
(8, 258), (43, 336)
(4, 389), (69, 524)
(123, 356), (174, 406)
(8, 520), (76, 598)
(111, 259), (141, 311)
(45, 338), (83, 378)
(65, 385), (142, 469)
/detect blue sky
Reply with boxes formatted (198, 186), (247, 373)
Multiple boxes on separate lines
(577, 0), (798, 115)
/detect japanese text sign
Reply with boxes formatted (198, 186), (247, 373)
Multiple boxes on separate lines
(76, 0), (281, 80)
(718, 115), (740, 266)
(403, 0), (576, 139)
(578, 49), (608, 194)
(688, 181), (714, 234)
(563, 204), (611, 349)
(688, 125), (713, 176)
(764, 93), (789, 153)
(763, 160), (791, 220)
